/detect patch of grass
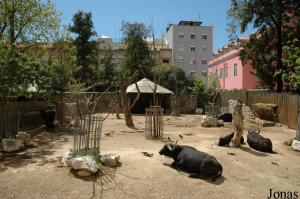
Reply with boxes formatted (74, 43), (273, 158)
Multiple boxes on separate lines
(73, 148), (101, 164)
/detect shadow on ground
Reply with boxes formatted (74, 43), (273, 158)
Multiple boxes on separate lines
(163, 163), (225, 185)
(0, 130), (71, 171)
(239, 146), (270, 157)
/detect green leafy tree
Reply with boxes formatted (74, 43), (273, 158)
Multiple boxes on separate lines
(227, 0), (300, 92)
(69, 11), (98, 85)
(0, 0), (60, 44)
(37, 29), (77, 94)
(155, 65), (191, 115)
(0, 0), (61, 99)
(101, 48), (116, 85)
(282, 39), (300, 93)
(117, 21), (154, 128)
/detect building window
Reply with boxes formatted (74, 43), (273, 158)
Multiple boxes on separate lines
(202, 71), (207, 77)
(191, 47), (196, 52)
(202, 60), (208, 64)
(178, 58), (184, 63)
(202, 34), (207, 40)
(190, 71), (196, 76)
(179, 33), (184, 38)
(215, 69), (218, 75)
(225, 65), (228, 78)
(220, 68), (223, 79)
(162, 58), (169, 63)
(234, 63), (238, 77)
(190, 34), (196, 39)
(190, 59), (196, 64)
(100, 59), (105, 64)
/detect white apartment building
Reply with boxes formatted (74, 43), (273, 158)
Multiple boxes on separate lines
(164, 21), (213, 77)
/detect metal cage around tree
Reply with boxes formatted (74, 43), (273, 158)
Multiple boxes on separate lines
(145, 106), (164, 139)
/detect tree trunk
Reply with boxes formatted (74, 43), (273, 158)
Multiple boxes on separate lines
(120, 85), (135, 128)
(232, 101), (244, 147)
(276, 0), (283, 93)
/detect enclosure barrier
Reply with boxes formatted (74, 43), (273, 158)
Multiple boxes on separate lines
(145, 106), (164, 139)
(73, 114), (103, 153)
(205, 104), (220, 117)
(0, 111), (20, 139)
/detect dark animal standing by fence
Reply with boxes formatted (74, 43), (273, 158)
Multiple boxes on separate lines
(159, 143), (223, 181)
(41, 105), (57, 131)
(247, 129), (273, 153)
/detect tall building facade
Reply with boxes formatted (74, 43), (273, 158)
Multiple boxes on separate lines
(98, 36), (172, 71)
(163, 21), (213, 77)
(208, 37), (259, 90)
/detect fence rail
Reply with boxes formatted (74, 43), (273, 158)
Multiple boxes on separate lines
(216, 90), (300, 129)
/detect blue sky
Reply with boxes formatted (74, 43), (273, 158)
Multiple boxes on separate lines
(51, 0), (255, 52)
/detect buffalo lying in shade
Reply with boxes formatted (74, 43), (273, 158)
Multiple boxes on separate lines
(159, 144), (223, 181)
(247, 129), (273, 153)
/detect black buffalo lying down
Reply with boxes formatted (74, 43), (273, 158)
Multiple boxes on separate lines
(247, 129), (273, 153)
(218, 132), (245, 146)
(159, 144), (223, 181)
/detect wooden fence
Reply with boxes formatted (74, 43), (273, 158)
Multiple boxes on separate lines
(216, 90), (300, 129)
(0, 101), (48, 139)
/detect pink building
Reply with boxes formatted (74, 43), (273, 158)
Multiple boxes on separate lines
(208, 39), (259, 90)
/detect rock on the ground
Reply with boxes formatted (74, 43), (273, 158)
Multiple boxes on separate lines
(292, 139), (300, 152)
(196, 108), (203, 115)
(217, 120), (224, 127)
(69, 155), (98, 173)
(53, 120), (60, 128)
(1, 139), (24, 152)
(16, 131), (31, 144)
(61, 151), (74, 166)
(284, 138), (294, 146)
(77, 170), (93, 177)
(101, 154), (120, 167)
(201, 117), (218, 127)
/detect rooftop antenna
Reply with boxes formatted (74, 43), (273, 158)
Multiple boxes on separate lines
(198, 11), (201, 22)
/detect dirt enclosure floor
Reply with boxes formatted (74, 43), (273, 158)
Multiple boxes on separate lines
(1, 114), (300, 199)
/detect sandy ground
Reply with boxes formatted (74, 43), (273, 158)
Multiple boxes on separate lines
(0, 114), (300, 199)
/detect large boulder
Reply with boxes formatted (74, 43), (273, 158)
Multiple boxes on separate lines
(292, 139), (300, 152)
(16, 131), (39, 147)
(2, 139), (24, 152)
(201, 117), (218, 127)
(61, 151), (74, 166)
(69, 155), (98, 173)
(101, 154), (121, 167)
